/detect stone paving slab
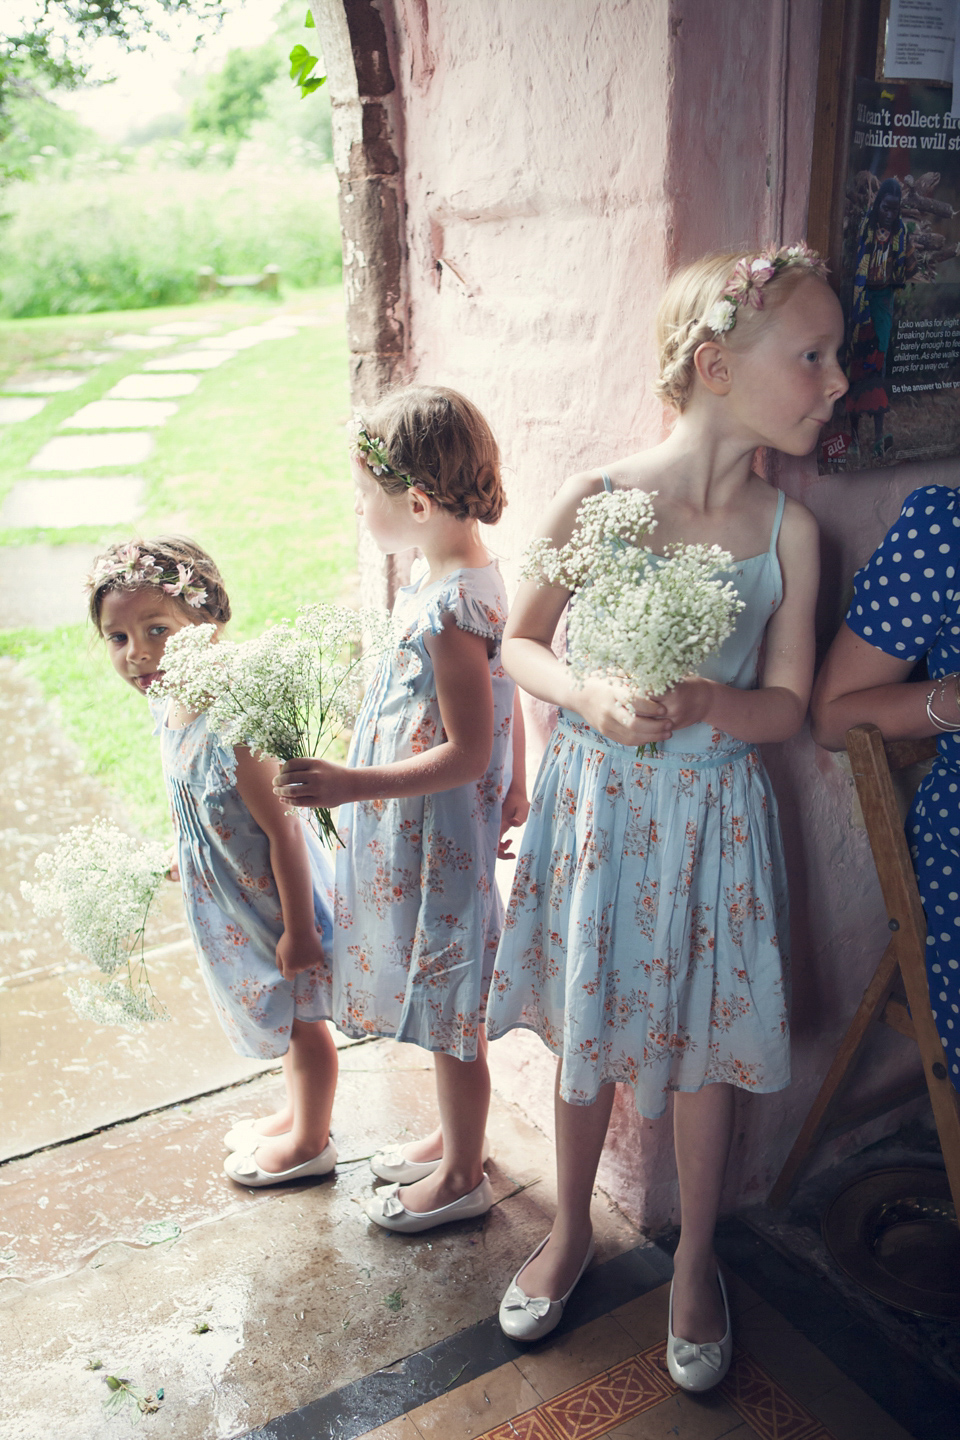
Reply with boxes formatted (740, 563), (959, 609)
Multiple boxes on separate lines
(0, 476), (145, 529)
(50, 350), (114, 367)
(30, 432), (154, 469)
(199, 324), (298, 351)
(107, 373), (200, 400)
(62, 399), (178, 429)
(3, 373), (90, 395)
(149, 320), (223, 336)
(0, 543), (100, 626)
(108, 333), (177, 350)
(143, 349), (237, 371)
(0, 397), (46, 423)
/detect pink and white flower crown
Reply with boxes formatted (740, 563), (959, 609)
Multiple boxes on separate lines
(86, 542), (208, 608)
(705, 243), (828, 336)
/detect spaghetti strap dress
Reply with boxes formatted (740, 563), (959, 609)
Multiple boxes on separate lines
(155, 701), (334, 1060)
(486, 478), (791, 1118)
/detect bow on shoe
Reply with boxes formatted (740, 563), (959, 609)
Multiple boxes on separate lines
(501, 1284), (552, 1321)
(672, 1340), (724, 1372)
(233, 1153), (260, 1177)
(378, 1183), (407, 1219)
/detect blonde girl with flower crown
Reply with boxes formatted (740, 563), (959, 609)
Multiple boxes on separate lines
(484, 247), (847, 1388)
(275, 385), (529, 1234)
(88, 537), (340, 1188)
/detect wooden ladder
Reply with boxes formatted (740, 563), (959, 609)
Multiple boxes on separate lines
(769, 723), (960, 1219)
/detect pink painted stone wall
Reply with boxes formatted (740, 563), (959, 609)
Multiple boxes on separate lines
(335, 0), (956, 1229)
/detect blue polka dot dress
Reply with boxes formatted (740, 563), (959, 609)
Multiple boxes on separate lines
(846, 484), (960, 1082)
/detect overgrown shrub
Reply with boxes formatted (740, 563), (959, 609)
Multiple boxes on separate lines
(0, 157), (342, 316)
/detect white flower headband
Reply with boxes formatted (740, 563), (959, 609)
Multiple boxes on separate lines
(705, 243), (828, 335)
(86, 542), (208, 608)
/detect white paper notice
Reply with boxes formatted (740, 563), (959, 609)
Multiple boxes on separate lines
(886, 0), (956, 82)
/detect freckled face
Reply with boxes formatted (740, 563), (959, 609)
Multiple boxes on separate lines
(728, 276), (849, 456)
(99, 588), (189, 694)
(352, 457), (415, 554)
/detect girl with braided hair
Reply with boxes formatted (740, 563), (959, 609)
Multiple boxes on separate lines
(485, 247), (847, 1387)
(276, 385), (529, 1233)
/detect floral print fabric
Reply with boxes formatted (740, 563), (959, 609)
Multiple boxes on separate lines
(333, 561), (515, 1059)
(846, 484), (960, 1081)
(155, 702), (334, 1058)
(486, 486), (792, 1118)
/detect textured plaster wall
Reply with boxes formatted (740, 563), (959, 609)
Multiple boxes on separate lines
(329, 0), (956, 1229)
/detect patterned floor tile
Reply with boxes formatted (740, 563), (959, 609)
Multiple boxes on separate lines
(482, 1411), (560, 1440)
(536, 1352), (673, 1440)
(719, 1346), (826, 1440)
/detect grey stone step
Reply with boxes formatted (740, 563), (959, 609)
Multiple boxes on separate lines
(0, 398), (47, 424)
(0, 476), (145, 529)
(30, 433), (154, 469)
(3, 374), (91, 395)
(108, 334), (178, 351)
(142, 349), (236, 371)
(62, 399), (177, 429)
(0, 543), (101, 626)
(149, 320), (223, 336)
(107, 373), (200, 400)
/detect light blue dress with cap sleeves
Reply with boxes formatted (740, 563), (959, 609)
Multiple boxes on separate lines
(332, 559), (516, 1059)
(486, 476), (791, 1117)
(154, 700), (334, 1059)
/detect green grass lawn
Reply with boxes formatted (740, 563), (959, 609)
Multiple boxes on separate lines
(0, 286), (355, 837)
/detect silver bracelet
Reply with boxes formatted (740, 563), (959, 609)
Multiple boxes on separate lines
(926, 681), (960, 732)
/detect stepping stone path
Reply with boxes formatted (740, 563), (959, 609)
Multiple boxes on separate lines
(0, 398), (47, 424)
(108, 333), (178, 351)
(1, 476), (145, 529)
(0, 544), (101, 626)
(108, 373), (200, 400)
(30, 432), (155, 469)
(3, 373), (90, 395)
(50, 350), (114, 367)
(62, 399), (178, 429)
(149, 320), (222, 336)
(143, 349), (236, 371)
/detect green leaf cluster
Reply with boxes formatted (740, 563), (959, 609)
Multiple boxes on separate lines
(289, 10), (325, 99)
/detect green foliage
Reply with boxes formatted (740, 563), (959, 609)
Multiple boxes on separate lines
(0, 86), (96, 176)
(289, 9), (325, 99)
(0, 162), (342, 316)
(190, 43), (281, 142)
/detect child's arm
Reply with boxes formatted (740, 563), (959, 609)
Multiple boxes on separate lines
(498, 692), (530, 859)
(656, 499), (820, 745)
(233, 746), (327, 980)
(275, 614), (494, 807)
(501, 473), (673, 749)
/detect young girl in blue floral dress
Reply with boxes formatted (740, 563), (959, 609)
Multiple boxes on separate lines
(89, 537), (339, 1187)
(485, 247), (847, 1388)
(277, 385), (528, 1233)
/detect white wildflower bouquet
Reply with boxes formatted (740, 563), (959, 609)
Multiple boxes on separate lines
(523, 489), (745, 745)
(153, 603), (391, 846)
(22, 819), (170, 1028)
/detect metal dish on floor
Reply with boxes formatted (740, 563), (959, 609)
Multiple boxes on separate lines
(822, 1166), (960, 1319)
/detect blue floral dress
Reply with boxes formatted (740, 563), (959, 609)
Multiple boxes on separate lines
(486, 481), (791, 1118)
(154, 701), (334, 1058)
(846, 483), (960, 1082)
(333, 561), (515, 1059)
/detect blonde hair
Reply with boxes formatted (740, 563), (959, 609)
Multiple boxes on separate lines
(655, 248), (824, 412)
(89, 535), (232, 633)
(357, 385), (505, 524)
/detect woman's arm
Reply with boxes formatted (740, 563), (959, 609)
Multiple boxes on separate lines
(657, 498), (820, 745)
(275, 616), (495, 807)
(234, 746), (326, 979)
(810, 623), (934, 750)
(498, 692), (530, 859)
(502, 473), (672, 749)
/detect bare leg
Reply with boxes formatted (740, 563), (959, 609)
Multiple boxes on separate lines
(247, 1050), (295, 1138)
(251, 1019), (338, 1174)
(401, 1029), (488, 1165)
(515, 1061), (615, 1300)
(671, 1083), (734, 1343)
(398, 1031), (491, 1212)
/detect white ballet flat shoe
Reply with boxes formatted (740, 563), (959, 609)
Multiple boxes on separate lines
(362, 1176), (494, 1233)
(223, 1118), (279, 1152)
(498, 1234), (595, 1342)
(369, 1134), (492, 1184)
(666, 1269), (733, 1392)
(223, 1139), (337, 1188)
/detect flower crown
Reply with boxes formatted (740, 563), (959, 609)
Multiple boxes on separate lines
(705, 243), (828, 336)
(86, 542), (208, 608)
(350, 422), (417, 488)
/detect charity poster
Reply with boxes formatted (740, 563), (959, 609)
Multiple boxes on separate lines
(819, 78), (960, 473)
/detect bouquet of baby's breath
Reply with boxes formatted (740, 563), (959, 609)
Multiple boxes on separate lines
(523, 489), (745, 744)
(154, 603), (391, 846)
(22, 819), (170, 1028)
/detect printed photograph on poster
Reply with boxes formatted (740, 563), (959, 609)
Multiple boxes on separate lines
(820, 77), (960, 473)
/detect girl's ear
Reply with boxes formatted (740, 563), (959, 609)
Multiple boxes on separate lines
(407, 487), (436, 523)
(692, 339), (733, 397)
